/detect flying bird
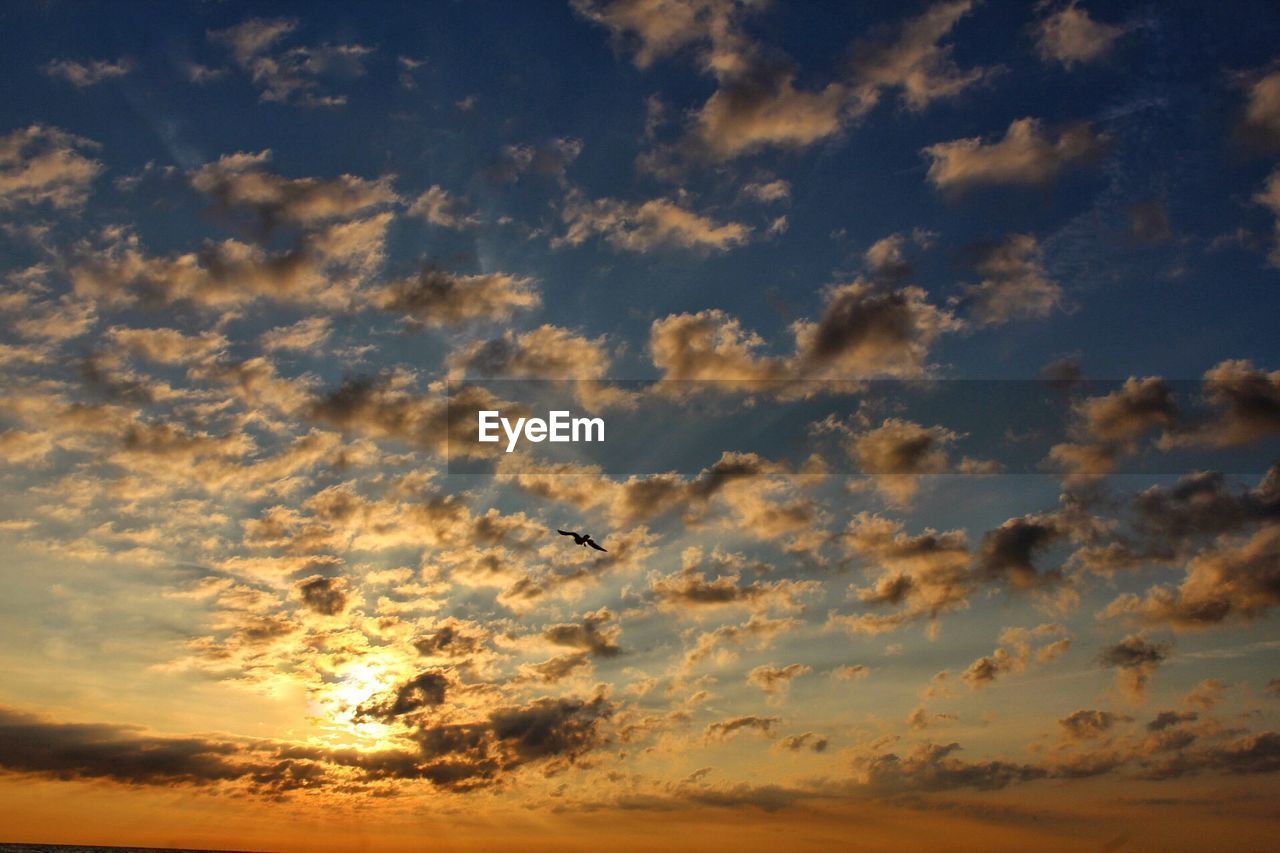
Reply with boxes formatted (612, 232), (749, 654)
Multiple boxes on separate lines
(558, 529), (607, 552)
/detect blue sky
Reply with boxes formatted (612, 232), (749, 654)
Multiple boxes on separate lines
(2, 2), (1280, 850)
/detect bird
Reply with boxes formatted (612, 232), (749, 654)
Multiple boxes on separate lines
(557, 529), (607, 552)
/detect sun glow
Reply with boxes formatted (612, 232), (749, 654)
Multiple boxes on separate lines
(312, 658), (405, 749)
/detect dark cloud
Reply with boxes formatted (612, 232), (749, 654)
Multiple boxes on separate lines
(974, 516), (1063, 589)
(413, 622), (488, 659)
(860, 741), (1048, 792)
(190, 150), (395, 233)
(1060, 710), (1127, 740)
(0, 706), (248, 787)
(1098, 634), (1170, 698)
(1167, 361), (1280, 449)
(521, 652), (592, 684)
(1147, 711), (1198, 732)
(297, 574), (348, 615)
(357, 671), (450, 721)
(650, 281), (958, 388)
(371, 264), (540, 327)
(747, 663), (811, 697)
(1103, 523), (1280, 628)
(543, 608), (622, 658)
(1099, 635), (1170, 669)
(306, 375), (506, 457)
(1050, 377), (1178, 476)
(1137, 732), (1280, 780)
(774, 732), (828, 752)
(705, 715), (779, 741)
(488, 695), (614, 765)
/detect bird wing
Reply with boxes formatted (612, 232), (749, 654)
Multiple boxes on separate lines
(587, 539), (607, 552)
(557, 529), (577, 537)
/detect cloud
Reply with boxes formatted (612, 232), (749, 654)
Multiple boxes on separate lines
(592, 2), (988, 165)
(74, 155), (395, 309)
(651, 549), (818, 613)
(857, 741), (1047, 792)
(408, 185), (480, 229)
(1130, 465), (1280, 548)
(72, 217), (391, 309)
(296, 574), (349, 616)
(107, 326), (227, 364)
(862, 229), (935, 283)
(191, 150), (396, 230)
(209, 18), (371, 107)
(1134, 731), (1280, 780)
(1059, 709), (1128, 740)
(486, 694), (614, 766)
(1255, 167), (1280, 266)
(974, 515), (1067, 589)
(413, 620), (491, 660)
(556, 190), (751, 252)
(849, 0), (992, 112)
(923, 117), (1107, 191)
(0, 706), (256, 787)
(487, 138), (583, 184)
(1242, 68), (1280, 147)
(569, 0), (742, 69)
(371, 265), (540, 327)
(1049, 377), (1178, 476)
(961, 624), (1071, 689)
(650, 281), (959, 390)
(689, 62), (850, 159)
(740, 179), (791, 203)
(1165, 360), (1280, 448)
(774, 732), (828, 753)
(505, 451), (818, 545)
(0, 429), (54, 464)
(831, 664), (870, 681)
(260, 316), (333, 352)
(791, 282), (961, 379)
(1102, 524), (1280, 629)
(841, 418), (959, 505)
(747, 663), (811, 698)
(447, 325), (611, 380)
(543, 608), (622, 657)
(1147, 710), (1197, 732)
(0, 124), (101, 211)
(1097, 633), (1170, 699)
(681, 614), (799, 671)
(834, 513), (972, 635)
(705, 715), (779, 741)
(305, 375), (503, 456)
(958, 234), (1063, 325)
(520, 652), (592, 684)
(357, 671), (450, 720)
(42, 57), (133, 87)
(1034, 3), (1127, 68)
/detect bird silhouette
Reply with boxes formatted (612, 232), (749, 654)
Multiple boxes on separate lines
(557, 529), (607, 552)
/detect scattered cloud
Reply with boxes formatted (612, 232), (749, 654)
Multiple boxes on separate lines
(923, 117), (1108, 191)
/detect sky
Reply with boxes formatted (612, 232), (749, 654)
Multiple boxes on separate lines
(1, 0), (1280, 850)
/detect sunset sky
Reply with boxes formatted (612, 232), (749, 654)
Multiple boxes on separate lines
(2, 1), (1280, 850)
